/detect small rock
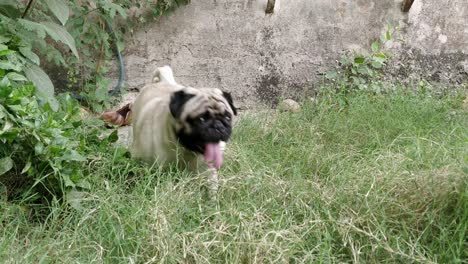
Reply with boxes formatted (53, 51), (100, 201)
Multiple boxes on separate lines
(279, 99), (301, 113)
(117, 126), (132, 147)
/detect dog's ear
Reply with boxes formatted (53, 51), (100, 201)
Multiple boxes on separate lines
(222, 91), (237, 115)
(170, 90), (195, 118)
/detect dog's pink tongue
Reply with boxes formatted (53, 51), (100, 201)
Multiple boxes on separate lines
(204, 142), (223, 169)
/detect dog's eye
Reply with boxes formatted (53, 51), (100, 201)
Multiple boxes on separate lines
(224, 111), (232, 121)
(197, 112), (210, 123)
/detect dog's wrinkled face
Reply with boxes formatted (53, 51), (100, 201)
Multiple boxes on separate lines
(169, 88), (236, 168)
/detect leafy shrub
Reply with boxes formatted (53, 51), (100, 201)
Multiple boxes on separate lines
(0, 0), (190, 112)
(324, 25), (396, 96)
(0, 12), (74, 109)
(0, 33), (115, 204)
(0, 82), (122, 206)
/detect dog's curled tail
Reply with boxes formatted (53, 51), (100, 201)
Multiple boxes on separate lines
(152, 65), (177, 85)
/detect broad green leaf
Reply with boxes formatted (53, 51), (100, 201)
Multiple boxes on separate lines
(354, 57), (365, 64)
(34, 142), (44, 155)
(357, 66), (370, 75)
(0, 0), (20, 6)
(6, 72), (28, 81)
(66, 189), (84, 210)
(370, 83), (381, 92)
(372, 56), (386, 64)
(371, 60), (383, 69)
(21, 160), (31, 174)
(24, 64), (55, 99)
(0, 76), (10, 86)
(46, 97), (59, 111)
(325, 71), (338, 79)
(371, 56), (387, 69)
(116, 40), (124, 53)
(0, 121), (13, 134)
(340, 55), (351, 66)
(0, 3), (21, 18)
(0, 87), (12, 98)
(0, 156), (13, 176)
(76, 179), (91, 189)
(0, 49), (12, 56)
(113, 146), (130, 160)
(108, 130), (118, 143)
(62, 150), (86, 162)
(0, 60), (21, 71)
(94, 87), (108, 102)
(371, 41), (379, 53)
(41, 22), (79, 58)
(44, 0), (69, 26)
(351, 76), (360, 85)
(0, 44), (8, 51)
(19, 47), (40, 65)
(62, 174), (75, 188)
(0, 131), (17, 142)
(374, 52), (387, 59)
(92, 103), (103, 114)
(18, 19), (46, 39)
(0, 36), (11, 44)
(6, 52), (23, 69)
(386, 30), (391, 41)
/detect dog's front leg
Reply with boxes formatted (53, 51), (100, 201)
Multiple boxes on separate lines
(207, 168), (219, 199)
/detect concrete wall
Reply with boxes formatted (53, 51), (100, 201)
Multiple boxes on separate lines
(114, 0), (468, 107)
(385, 0), (468, 86)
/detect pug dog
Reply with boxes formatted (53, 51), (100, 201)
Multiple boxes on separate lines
(131, 66), (237, 174)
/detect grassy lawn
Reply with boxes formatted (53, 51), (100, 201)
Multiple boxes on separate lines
(1, 90), (467, 263)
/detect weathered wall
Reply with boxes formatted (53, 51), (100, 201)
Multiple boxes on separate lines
(112, 0), (468, 107)
(385, 0), (468, 85)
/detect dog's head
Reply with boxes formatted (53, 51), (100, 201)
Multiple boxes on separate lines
(169, 87), (237, 168)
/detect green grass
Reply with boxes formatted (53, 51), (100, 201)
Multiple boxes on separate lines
(1, 90), (467, 263)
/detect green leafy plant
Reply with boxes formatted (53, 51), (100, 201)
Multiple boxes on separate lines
(0, 0), (190, 113)
(1, 84), (81, 202)
(0, 78), (119, 204)
(64, 0), (191, 112)
(324, 25), (396, 97)
(0, 0), (79, 110)
(0, 31), (114, 205)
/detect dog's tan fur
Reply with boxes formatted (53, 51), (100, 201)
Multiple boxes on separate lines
(130, 66), (233, 171)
